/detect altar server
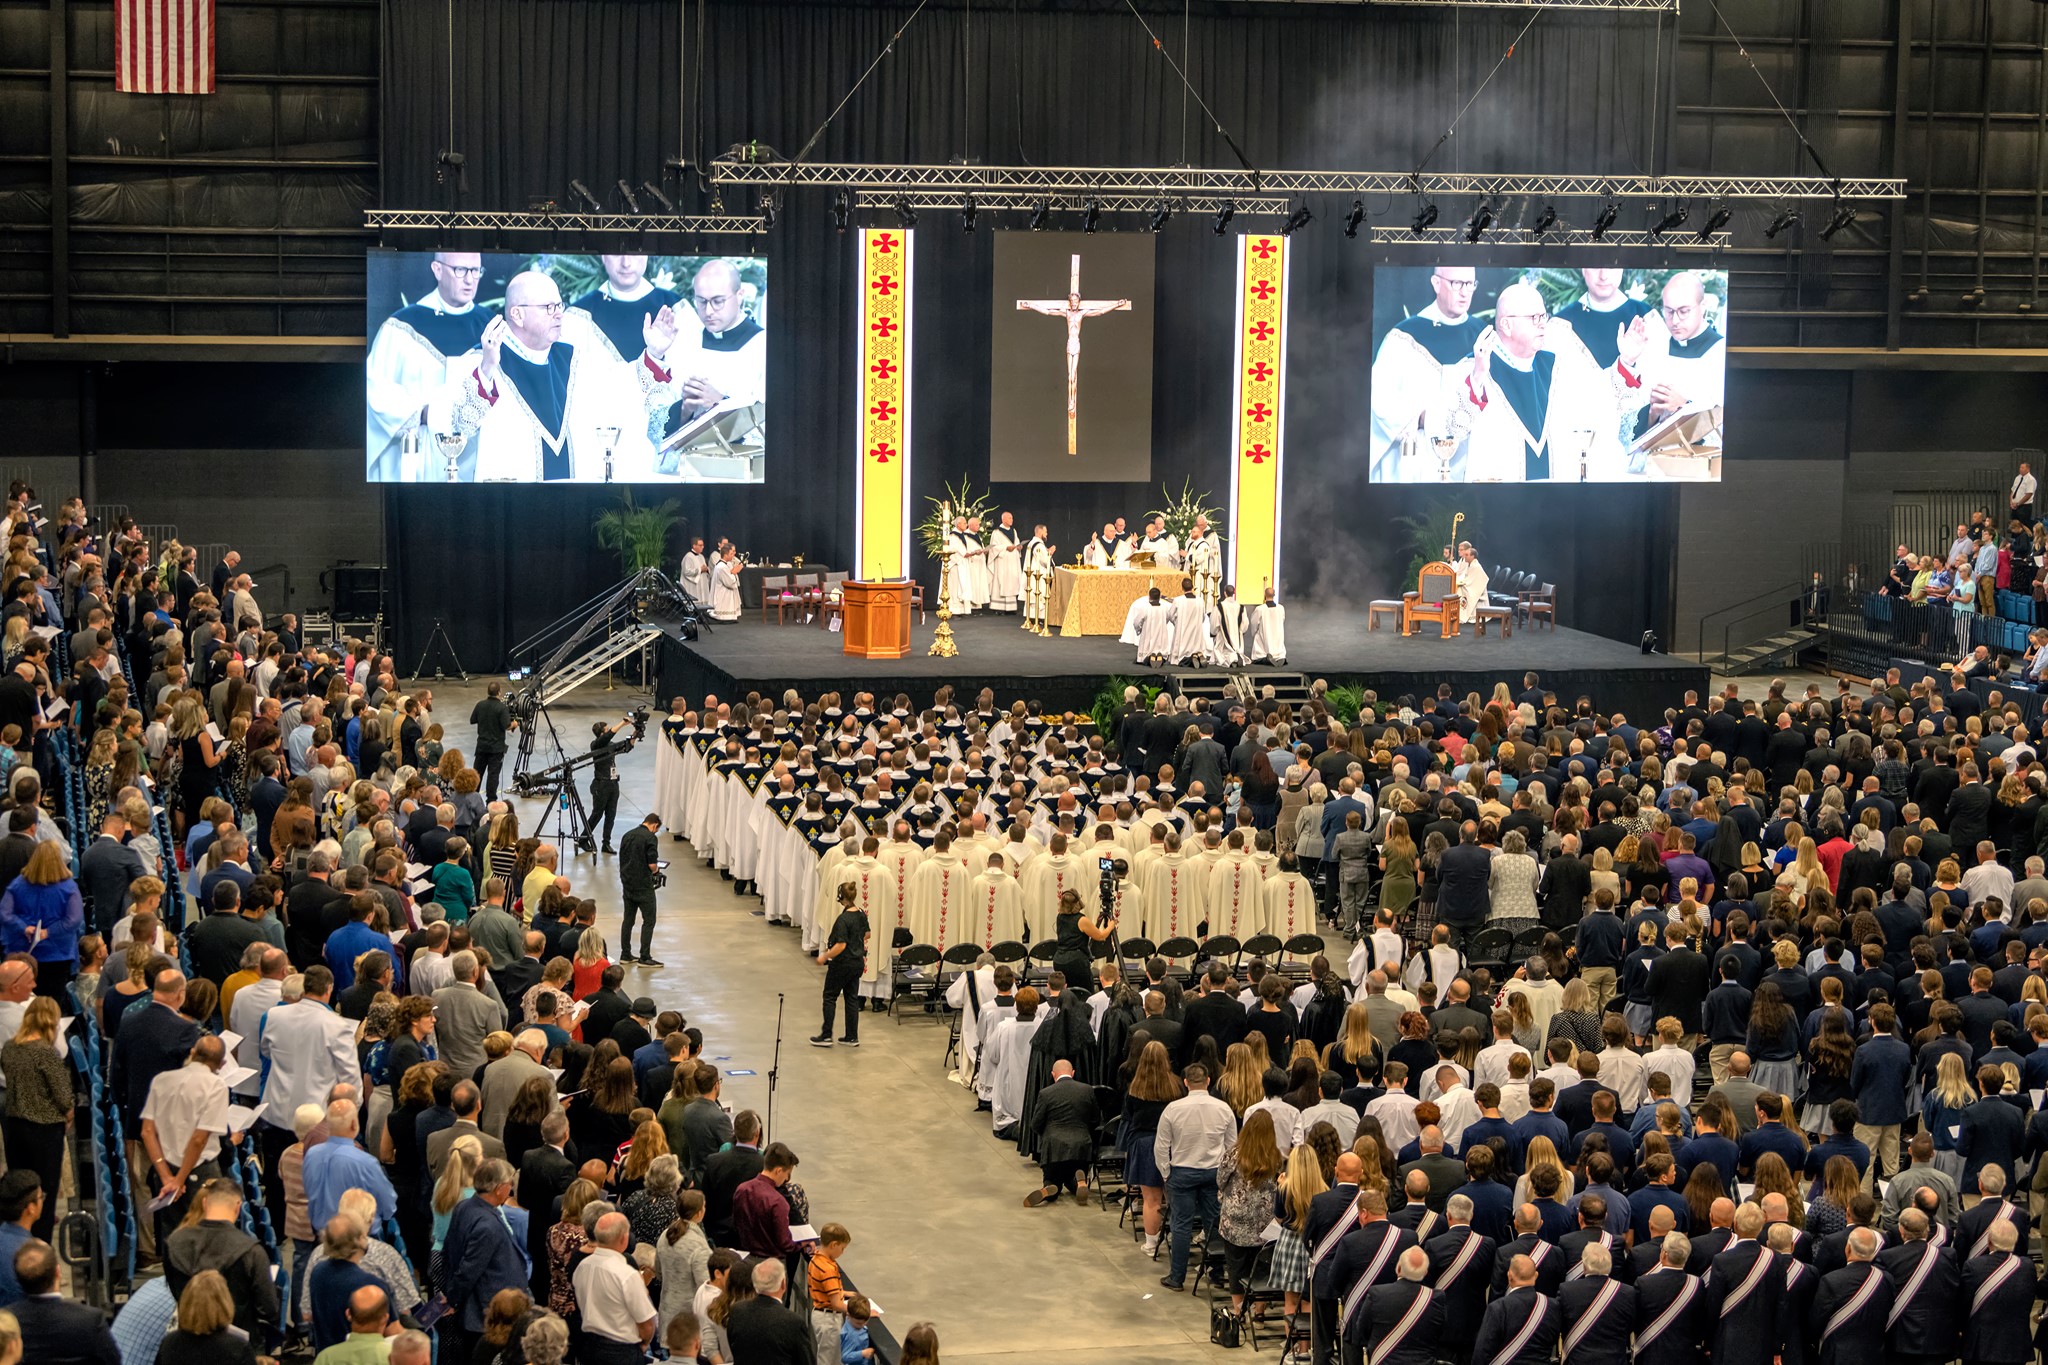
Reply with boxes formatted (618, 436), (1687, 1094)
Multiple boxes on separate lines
(708, 548), (743, 622)
(1167, 580), (1209, 666)
(679, 537), (712, 602)
(1211, 584), (1248, 666)
(570, 254), (683, 364)
(366, 250), (494, 481)
(1552, 268), (1655, 372)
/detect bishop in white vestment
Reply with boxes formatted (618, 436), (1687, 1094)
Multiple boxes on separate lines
(1451, 545), (1489, 624)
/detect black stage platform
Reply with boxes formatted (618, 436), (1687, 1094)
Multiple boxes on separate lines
(656, 606), (1707, 720)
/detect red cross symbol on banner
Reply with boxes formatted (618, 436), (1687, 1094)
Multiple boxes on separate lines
(869, 357), (897, 380)
(1244, 442), (1272, 464)
(871, 274), (898, 296)
(870, 316), (899, 337)
(1249, 320), (1274, 341)
(1247, 402), (1273, 424)
(1250, 240), (1277, 259)
(1251, 279), (1276, 301)
(872, 232), (899, 254)
(869, 399), (897, 423)
(1248, 360), (1274, 383)
(868, 442), (896, 464)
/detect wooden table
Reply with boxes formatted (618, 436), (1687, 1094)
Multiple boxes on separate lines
(1048, 566), (1187, 637)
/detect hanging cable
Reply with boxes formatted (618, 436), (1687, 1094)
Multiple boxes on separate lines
(1120, 0), (1258, 179)
(1411, 7), (1545, 184)
(791, 0), (934, 166)
(1704, 0), (1835, 181)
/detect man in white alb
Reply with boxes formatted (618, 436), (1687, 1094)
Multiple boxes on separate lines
(1245, 587), (1287, 664)
(1023, 525), (1056, 628)
(1122, 588), (1175, 666)
(1448, 281), (1625, 484)
(1167, 580), (1209, 666)
(946, 516), (978, 615)
(1185, 517), (1222, 604)
(1451, 544), (1489, 626)
(1082, 524), (1122, 569)
(965, 515), (994, 611)
(708, 547), (743, 622)
(678, 536), (711, 603)
(1614, 271), (1726, 463)
(987, 512), (1023, 613)
(1138, 516), (1182, 569)
(1210, 584), (1247, 666)
(1370, 265), (1485, 481)
(365, 251), (494, 482)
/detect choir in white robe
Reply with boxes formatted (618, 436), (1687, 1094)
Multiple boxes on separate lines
(1121, 596), (1174, 664)
(987, 525), (1023, 610)
(905, 849), (973, 953)
(1263, 870), (1317, 941)
(708, 557), (743, 621)
(1210, 591), (1247, 666)
(678, 549), (712, 603)
(1140, 850), (1206, 945)
(1245, 598), (1287, 663)
(966, 863), (1027, 949)
(1167, 592), (1210, 666)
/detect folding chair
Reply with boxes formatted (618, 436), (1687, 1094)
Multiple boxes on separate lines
(890, 943), (943, 1022)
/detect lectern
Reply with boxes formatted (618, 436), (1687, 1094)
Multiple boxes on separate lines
(841, 580), (912, 659)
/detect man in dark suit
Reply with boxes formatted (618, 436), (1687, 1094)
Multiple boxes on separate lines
(1557, 1243), (1637, 1365)
(440, 1159), (528, 1363)
(1424, 1195), (1494, 1355)
(1959, 1220), (2037, 1365)
(516, 1112), (577, 1298)
(1473, 1254), (1563, 1365)
(1958, 1066), (2027, 1191)
(1307, 1154), (1366, 1365)
(725, 1259), (816, 1365)
(1177, 962), (1244, 1068)
(1432, 825), (1493, 946)
(1328, 1192), (1415, 1365)
(1813, 1193), (1886, 1276)
(1350, 1248), (1443, 1365)
(1703, 1206), (1783, 1365)
(1875, 1209), (1959, 1365)
(78, 809), (145, 937)
(10, 1239), (119, 1365)
(1770, 1224), (1821, 1365)
(1631, 1235), (1705, 1365)
(1024, 1061), (1099, 1206)
(284, 851), (350, 970)
(1956, 1167), (2030, 1261)
(1492, 1204), (1566, 1298)
(492, 932), (546, 1017)
(1555, 1054), (1614, 1140)
(1558, 1196), (1625, 1283)
(1946, 763), (1994, 847)
(1645, 924), (1713, 1039)
(699, 1110), (766, 1246)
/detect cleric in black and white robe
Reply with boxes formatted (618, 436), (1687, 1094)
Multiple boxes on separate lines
(365, 251), (495, 481)
(1553, 268), (1655, 371)
(1370, 267), (1485, 481)
(1449, 283), (1627, 484)
(1615, 272), (1727, 457)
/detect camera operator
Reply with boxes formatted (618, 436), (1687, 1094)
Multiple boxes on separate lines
(582, 715), (640, 852)
(1054, 873), (1120, 992)
(616, 812), (665, 968)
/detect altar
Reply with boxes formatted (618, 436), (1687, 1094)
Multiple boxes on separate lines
(1048, 566), (1186, 637)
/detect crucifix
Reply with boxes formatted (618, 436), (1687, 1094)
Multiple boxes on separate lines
(1016, 253), (1131, 455)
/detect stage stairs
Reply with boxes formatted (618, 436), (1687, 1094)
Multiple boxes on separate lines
(1161, 669), (1314, 705)
(538, 623), (665, 705)
(1718, 623), (1824, 676)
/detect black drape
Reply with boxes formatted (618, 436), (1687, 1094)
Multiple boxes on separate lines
(380, 0), (1674, 669)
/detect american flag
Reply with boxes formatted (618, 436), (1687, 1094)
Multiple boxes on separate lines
(116, 0), (216, 94)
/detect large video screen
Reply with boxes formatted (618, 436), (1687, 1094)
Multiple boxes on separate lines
(1368, 266), (1727, 484)
(365, 250), (767, 484)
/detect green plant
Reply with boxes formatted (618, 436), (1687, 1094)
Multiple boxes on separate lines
(916, 476), (996, 563)
(1389, 494), (1480, 585)
(1324, 683), (1365, 725)
(1090, 675), (1163, 738)
(593, 490), (683, 575)
(1148, 478), (1225, 548)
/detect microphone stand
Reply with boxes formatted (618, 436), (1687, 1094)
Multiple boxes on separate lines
(765, 992), (785, 1143)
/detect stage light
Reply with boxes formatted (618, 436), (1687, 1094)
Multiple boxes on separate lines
(1147, 201), (1170, 233)
(1463, 201), (1495, 244)
(1649, 206), (1689, 239)
(1764, 207), (1800, 238)
(1820, 202), (1857, 240)
(1029, 199), (1051, 231)
(569, 179), (604, 213)
(961, 195), (978, 233)
(1213, 201), (1236, 236)
(1342, 198), (1365, 239)
(1081, 199), (1102, 234)
(1282, 200), (1313, 237)
(1696, 204), (1731, 242)
(1410, 203), (1439, 235)
(893, 198), (918, 229)
(616, 180), (641, 214)
(642, 181), (675, 213)
(831, 190), (850, 232)
(1590, 202), (1618, 240)
(1532, 205), (1558, 237)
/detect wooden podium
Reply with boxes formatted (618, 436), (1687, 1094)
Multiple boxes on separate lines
(841, 580), (912, 659)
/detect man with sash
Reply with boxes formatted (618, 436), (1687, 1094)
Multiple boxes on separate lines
(1560, 1195), (1625, 1282)
(1328, 1189), (1415, 1365)
(1767, 1223), (1819, 1365)
(1702, 1204), (1781, 1365)
(1493, 1203), (1566, 1298)
(1559, 1243), (1637, 1365)
(1632, 1232), (1704, 1365)
(1628, 1207), (1681, 1282)
(1959, 1218), (2036, 1365)
(1808, 1227), (1888, 1365)
(1473, 1253), (1562, 1365)
(1389, 1172), (1438, 1241)
(1424, 1192), (1494, 1359)
(1352, 1248), (1443, 1365)
(1955, 1165), (2029, 1264)
(1813, 1192), (1886, 1276)
(1876, 1208), (1959, 1365)
(1306, 1152), (1366, 1365)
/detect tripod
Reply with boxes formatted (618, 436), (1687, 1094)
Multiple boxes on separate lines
(764, 992), (785, 1143)
(529, 758), (597, 857)
(407, 617), (469, 682)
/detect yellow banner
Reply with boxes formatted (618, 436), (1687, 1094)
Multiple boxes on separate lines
(1227, 233), (1288, 597)
(855, 227), (913, 580)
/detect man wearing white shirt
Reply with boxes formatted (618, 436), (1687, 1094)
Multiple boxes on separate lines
(226, 947), (288, 1100)
(1641, 1018), (1697, 1105)
(1594, 1016), (1648, 1114)
(1433, 1069), (1482, 1150)
(1248, 1087), (1302, 1155)
(256, 964), (361, 1211)
(2013, 461), (2036, 525)
(139, 1035), (232, 1240)
(1154, 1063), (1237, 1291)
(1961, 841), (2016, 908)
(1473, 1009), (1531, 1092)
(573, 1212), (657, 1364)
(1299, 1073), (1359, 1147)
(1366, 1070), (1423, 1154)
(1536, 1037), (1581, 1094)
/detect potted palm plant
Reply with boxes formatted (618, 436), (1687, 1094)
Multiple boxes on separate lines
(594, 490), (683, 576)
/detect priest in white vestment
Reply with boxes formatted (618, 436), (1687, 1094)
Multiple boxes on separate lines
(1121, 588), (1174, 666)
(1139, 842), (1206, 945)
(987, 513), (1024, 612)
(1245, 589), (1287, 663)
(1081, 525), (1123, 569)
(366, 251), (493, 481)
(839, 848), (897, 990)
(1210, 587), (1247, 666)
(1167, 585), (1210, 666)
(678, 538), (712, 603)
(1019, 841), (1084, 942)
(1205, 843), (1260, 939)
(966, 856), (1026, 949)
(1369, 266), (1485, 481)
(1451, 544), (1489, 625)
(708, 550), (743, 621)
(1262, 862), (1317, 941)
(1612, 271), (1726, 465)
(965, 516), (993, 610)
(905, 836), (973, 953)
(1445, 281), (1627, 484)
(1137, 516), (1182, 568)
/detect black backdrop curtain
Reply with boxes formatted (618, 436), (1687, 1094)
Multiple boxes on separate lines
(380, 0), (1674, 671)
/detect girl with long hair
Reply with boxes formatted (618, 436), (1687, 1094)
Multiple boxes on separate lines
(1218, 1110), (1283, 1311)
(1270, 1142), (1326, 1319)
(1923, 1051), (1977, 1182)
(1120, 1040), (1182, 1254)
(1216, 1042), (1264, 1117)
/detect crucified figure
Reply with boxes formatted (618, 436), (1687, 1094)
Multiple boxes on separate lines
(1017, 254), (1131, 455)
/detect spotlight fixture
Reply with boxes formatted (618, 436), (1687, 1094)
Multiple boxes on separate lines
(1463, 201), (1495, 244)
(641, 181), (675, 213)
(1147, 201), (1170, 233)
(1029, 199), (1051, 231)
(1820, 202), (1857, 240)
(616, 180), (641, 214)
(568, 179), (604, 213)
(1590, 202), (1619, 240)
(1649, 206), (1690, 239)
(1342, 198), (1365, 239)
(893, 198), (918, 229)
(434, 149), (467, 191)
(1081, 199), (1102, 234)
(831, 189), (851, 233)
(1531, 205), (1558, 237)
(1281, 200), (1313, 237)
(1764, 207), (1800, 238)
(1409, 203), (1439, 235)
(1695, 204), (1732, 242)
(1213, 201), (1236, 237)
(961, 195), (978, 234)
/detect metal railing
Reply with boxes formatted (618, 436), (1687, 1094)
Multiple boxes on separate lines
(1696, 581), (1803, 669)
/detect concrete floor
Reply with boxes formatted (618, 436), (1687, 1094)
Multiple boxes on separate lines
(422, 674), (1242, 1363)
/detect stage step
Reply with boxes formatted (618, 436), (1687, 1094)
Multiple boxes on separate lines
(1721, 628), (1817, 674)
(539, 623), (666, 705)
(1160, 669), (1313, 704)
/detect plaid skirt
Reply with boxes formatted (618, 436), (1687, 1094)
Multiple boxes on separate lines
(1266, 1226), (1311, 1294)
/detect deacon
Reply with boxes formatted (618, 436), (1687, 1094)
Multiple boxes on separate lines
(1553, 268), (1654, 372)
(669, 259), (766, 424)
(1453, 544), (1490, 627)
(679, 537), (712, 603)
(570, 254), (682, 364)
(1370, 266), (1484, 481)
(1448, 281), (1627, 484)
(707, 547), (743, 622)
(1617, 272), (1726, 446)
(1167, 579), (1209, 667)
(1351, 1248), (1443, 1365)
(1121, 588), (1174, 668)
(1023, 525), (1056, 630)
(454, 269), (682, 482)
(988, 513), (1024, 613)
(1211, 583), (1248, 666)
(366, 250), (494, 481)
(1245, 586), (1287, 664)
(1138, 516), (1182, 568)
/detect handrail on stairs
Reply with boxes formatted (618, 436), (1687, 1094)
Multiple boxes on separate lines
(1696, 581), (1802, 668)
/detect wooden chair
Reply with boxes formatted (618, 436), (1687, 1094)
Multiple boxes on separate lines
(1521, 581), (1557, 629)
(909, 581), (927, 623)
(817, 571), (851, 629)
(762, 575), (805, 625)
(1401, 560), (1460, 638)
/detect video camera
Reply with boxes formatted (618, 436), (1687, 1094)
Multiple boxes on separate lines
(1098, 853), (1124, 925)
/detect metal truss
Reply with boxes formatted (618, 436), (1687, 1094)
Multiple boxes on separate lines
(365, 209), (767, 234)
(1373, 226), (1732, 248)
(708, 158), (1905, 202)
(1248, 0), (1676, 8)
(861, 190), (1295, 216)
